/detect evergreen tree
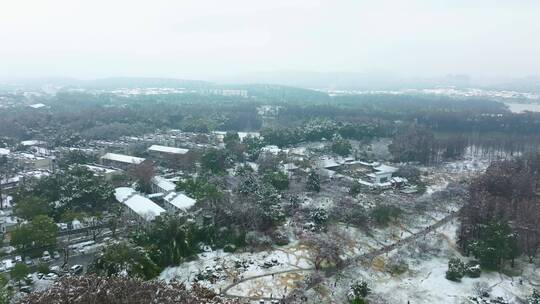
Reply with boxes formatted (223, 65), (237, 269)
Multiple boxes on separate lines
(306, 171), (321, 192)
(469, 220), (519, 270)
(445, 258), (465, 282)
(528, 289), (540, 304)
(348, 280), (371, 304)
(91, 242), (159, 280)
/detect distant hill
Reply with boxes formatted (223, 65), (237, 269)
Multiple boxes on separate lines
(221, 83), (330, 103)
(0, 77), (213, 91)
(81, 77), (213, 89)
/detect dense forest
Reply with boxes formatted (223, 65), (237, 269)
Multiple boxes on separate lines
(459, 154), (540, 268)
(2, 88), (540, 157)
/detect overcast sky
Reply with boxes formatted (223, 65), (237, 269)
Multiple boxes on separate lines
(1, 0), (539, 80)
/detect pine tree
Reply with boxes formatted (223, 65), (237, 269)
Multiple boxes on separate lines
(445, 258), (465, 282)
(306, 171), (321, 192)
(529, 289), (540, 304)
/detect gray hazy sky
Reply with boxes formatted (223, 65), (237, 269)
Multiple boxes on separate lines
(1, 0), (539, 80)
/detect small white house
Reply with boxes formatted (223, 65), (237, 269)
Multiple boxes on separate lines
(359, 163), (401, 189)
(151, 176), (177, 194)
(115, 187), (165, 222)
(367, 171), (393, 184)
(316, 157), (342, 170)
(163, 192), (196, 213)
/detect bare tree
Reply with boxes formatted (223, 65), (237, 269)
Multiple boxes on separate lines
(128, 160), (155, 193)
(302, 228), (348, 270)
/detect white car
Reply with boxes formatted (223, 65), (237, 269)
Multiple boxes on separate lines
(25, 274), (34, 284)
(70, 264), (83, 275)
(41, 251), (51, 262)
(50, 265), (61, 274)
(44, 273), (58, 280)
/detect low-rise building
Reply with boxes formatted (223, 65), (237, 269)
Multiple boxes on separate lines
(82, 164), (121, 180)
(163, 192), (196, 214)
(101, 153), (145, 170)
(148, 145), (189, 156)
(114, 187), (165, 223)
(359, 163), (402, 189)
(151, 176), (177, 194)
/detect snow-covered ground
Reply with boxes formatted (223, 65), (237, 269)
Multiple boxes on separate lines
(158, 155), (538, 303)
(331, 221), (539, 304)
(160, 242), (314, 296)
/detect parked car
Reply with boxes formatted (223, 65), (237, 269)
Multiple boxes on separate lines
(24, 257), (33, 265)
(19, 286), (32, 293)
(41, 251), (51, 262)
(13, 255), (22, 263)
(1, 259), (13, 271)
(50, 265), (61, 274)
(53, 251), (60, 259)
(70, 264), (83, 275)
(44, 273), (58, 280)
(25, 274), (34, 284)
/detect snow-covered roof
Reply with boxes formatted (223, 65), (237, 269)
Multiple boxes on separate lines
(101, 153), (145, 165)
(0, 148), (9, 155)
(358, 179), (374, 187)
(392, 177), (408, 183)
(367, 171), (393, 178)
(261, 145), (282, 154)
(374, 164), (398, 174)
(152, 176), (176, 192)
(83, 164), (119, 175)
(114, 187), (165, 221)
(1, 170), (50, 186)
(164, 192), (196, 211)
(289, 147), (307, 156)
(114, 187), (136, 202)
(237, 132), (260, 141)
(20, 140), (46, 146)
(282, 163), (299, 171)
(316, 157), (342, 169)
(148, 145), (189, 155)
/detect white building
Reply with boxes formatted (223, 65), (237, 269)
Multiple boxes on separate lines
(360, 163), (403, 189)
(151, 176), (177, 194)
(163, 192), (197, 213)
(101, 153), (145, 170)
(20, 140), (47, 147)
(148, 145), (189, 156)
(82, 164), (120, 180)
(316, 157), (342, 170)
(114, 187), (165, 222)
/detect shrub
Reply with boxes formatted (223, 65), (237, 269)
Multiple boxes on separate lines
(446, 258), (465, 282)
(370, 205), (402, 226)
(348, 280), (371, 304)
(223, 244), (236, 253)
(36, 263), (50, 274)
(465, 261), (481, 278)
